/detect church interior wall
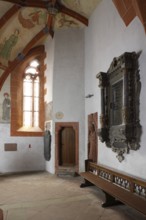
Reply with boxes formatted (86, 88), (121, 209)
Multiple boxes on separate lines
(0, 75), (45, 174)
(1, 0), (146, 178)
(0, 123), (45, 173)
(84, 0), (146, 178)
(52, 29), (85, 172)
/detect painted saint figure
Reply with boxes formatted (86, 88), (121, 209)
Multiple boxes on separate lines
(0, 29), (19, 60)
(2, 93), (11, 121)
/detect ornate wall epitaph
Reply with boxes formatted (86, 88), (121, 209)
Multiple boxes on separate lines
(97, 52), (141, 162)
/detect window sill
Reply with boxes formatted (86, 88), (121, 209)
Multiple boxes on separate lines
(11, 125), (44, 136)
(17, 126), (43, 132)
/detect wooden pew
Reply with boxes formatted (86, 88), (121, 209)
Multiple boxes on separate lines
(80, 160), (146, 215)
(0, 209), (3, 220)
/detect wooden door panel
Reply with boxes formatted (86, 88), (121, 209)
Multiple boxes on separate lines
(61, 127), (75, 166)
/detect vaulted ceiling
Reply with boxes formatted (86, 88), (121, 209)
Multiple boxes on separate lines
(0, 0), (102, 89)
(0, 0), (146, 90)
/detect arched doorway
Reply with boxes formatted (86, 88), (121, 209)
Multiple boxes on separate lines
(59, 127), (75, 166)
(55, 122), (79, 176)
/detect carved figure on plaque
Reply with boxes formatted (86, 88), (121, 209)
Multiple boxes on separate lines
(88, 113), (98, 163)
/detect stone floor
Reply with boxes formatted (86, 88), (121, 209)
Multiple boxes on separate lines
(0, 172), (146, 220)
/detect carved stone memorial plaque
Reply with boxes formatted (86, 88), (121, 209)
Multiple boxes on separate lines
(97, 52), (141, 162)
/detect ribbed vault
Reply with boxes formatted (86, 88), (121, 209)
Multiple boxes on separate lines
(0, 0), (146, 89)
(113, 0), (146, 32)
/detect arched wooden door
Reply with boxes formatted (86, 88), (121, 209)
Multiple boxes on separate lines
(59, 127), (75, 166)
(55, 122), (79, 175)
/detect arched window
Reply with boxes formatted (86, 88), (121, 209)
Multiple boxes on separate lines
(23, 60), (40, 128)
(11, 46), (46, 136)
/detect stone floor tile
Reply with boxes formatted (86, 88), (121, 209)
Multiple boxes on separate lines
(0, 172), (146, 220)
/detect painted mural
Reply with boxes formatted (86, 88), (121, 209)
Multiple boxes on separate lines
(0, 92), (11, 123)
(55, 13), (81, 29)
(18, 8), (48, 29)
(0, 29), (20, 66)
(62, 0), (101, 16)
(0, 0), (101, 83)
(0, 7), (47, 69)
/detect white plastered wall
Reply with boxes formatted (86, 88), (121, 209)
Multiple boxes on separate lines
(0, 122), (45, 173)
(45, 29), (85, 173)
(84, 0), (146, 178)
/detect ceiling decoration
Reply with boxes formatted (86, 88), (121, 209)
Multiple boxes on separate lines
(0, 0), (101, 89)
(113, 0), (146, 33)
(0, 0), (146, 89)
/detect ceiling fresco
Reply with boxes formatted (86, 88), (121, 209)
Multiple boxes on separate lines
(0, 8), (47, 66)
(0, 0), (146, 89)
(0, 0), (101, 89)
(62, 0), (100, 17)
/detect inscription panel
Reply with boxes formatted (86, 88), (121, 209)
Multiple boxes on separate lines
(111, 80), (123, 126)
